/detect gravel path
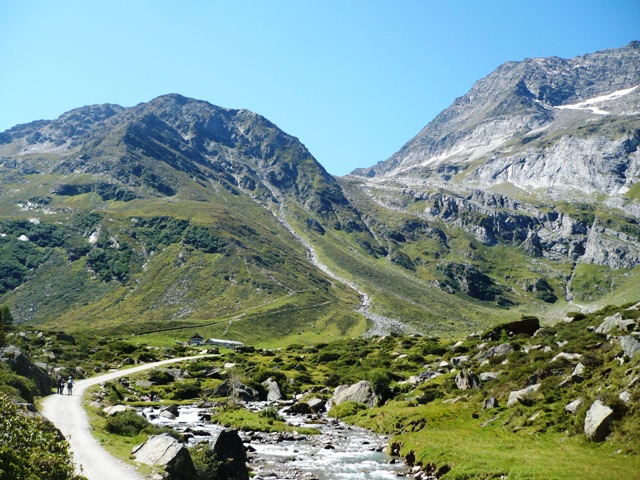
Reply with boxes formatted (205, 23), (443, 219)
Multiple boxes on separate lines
(41, 355), (213, 480)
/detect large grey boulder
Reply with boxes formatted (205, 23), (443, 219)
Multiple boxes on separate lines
(0, 345), (54, 397)
(213, 379), (259, 402)
(261, 377), (283, 402)
(455, 369), (480, 390)
(620, 336), (640, 358)
(208, 429), (250, 480)
(584, 400), (615, 442)
(331, 380), (376, 407)
(595, 313), (636, 334)
(132, 434), (197, 480)
(507, 384), (541, 407)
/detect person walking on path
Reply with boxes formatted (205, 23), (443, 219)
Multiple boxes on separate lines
(66, 376), (74, 395)
(57, 377), (65, 394)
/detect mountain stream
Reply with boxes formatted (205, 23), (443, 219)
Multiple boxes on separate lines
(143, 402), (406, 479)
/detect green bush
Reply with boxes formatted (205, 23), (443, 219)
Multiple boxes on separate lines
(0, 395), (83, 479)
(170, 380), (202, 400)
(108, 340), (138, 354)
(148, 369), (174, 385)
(190, 443), (223, 480)
(105, 410), (149, 436)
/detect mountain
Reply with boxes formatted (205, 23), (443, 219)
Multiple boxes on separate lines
(352, 41), (640, 202)
(0, 94), (384, 342)
(0, 43), (638, 344)
(347, 41), (640, 308)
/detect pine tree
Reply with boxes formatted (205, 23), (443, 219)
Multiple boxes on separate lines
(0, 319), (5, 346)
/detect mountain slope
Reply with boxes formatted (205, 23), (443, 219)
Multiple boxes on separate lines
(345, 42), (640, 311)
(1, 43), (639, 343)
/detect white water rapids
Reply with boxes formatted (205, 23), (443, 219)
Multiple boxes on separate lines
(142, 403), (406, 479)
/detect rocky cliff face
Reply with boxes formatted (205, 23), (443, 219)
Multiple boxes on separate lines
(346, 42), (640, 297)
(352, 42), (640, 204)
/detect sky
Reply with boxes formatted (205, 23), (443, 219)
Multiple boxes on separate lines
(1, 1), (639, 176)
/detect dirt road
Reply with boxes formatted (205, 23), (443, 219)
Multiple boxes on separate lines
(41, 355), (212, 480)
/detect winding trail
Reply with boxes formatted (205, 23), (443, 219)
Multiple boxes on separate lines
(41, 355), (213, 480)
(256, 181), (414, 336)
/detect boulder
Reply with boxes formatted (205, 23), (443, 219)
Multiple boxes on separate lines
(482, 397), (499, 409)
(307, 397), (326, 413)
(331, 380), (376, 407)
(551, 352), (582, 363)
(0, 345), (54, 396)
(286, 402), (312, 414)
(132, 434), (197, 480)
(455, 369), (480, 390)
(620, 336), (640, 358)
(507, 384), (541, 407)
(619, 391), (631, 403)
(103, 405), (134, 416)
(261, 377), (283, 402)
(584, 400), (615, 442)
(571, 363), (585, 383)
(208, 429), (249, 480)
(213, 379), (259, 402)
(595, 313), (636, 334)
(565, 398), (583, 414)
(474, 343), (513, 361)
(479, 372), (499, 382)
(451, 355), (470, 366)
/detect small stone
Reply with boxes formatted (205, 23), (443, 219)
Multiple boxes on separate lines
(565, 398), (583, 414)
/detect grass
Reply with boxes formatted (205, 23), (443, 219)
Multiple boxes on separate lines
(210, 407), (320, 435)
(346, 400), (640, 479)
(83, 387), (162, 478)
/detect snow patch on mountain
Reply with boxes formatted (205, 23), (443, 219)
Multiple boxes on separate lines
(556, 85), (639, 115)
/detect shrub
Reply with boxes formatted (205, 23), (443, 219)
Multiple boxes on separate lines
(108, 340), (137, 355)
(366, 368), (391, 401)
(190, 443), (223, 480)
(259, 405), (283, 423)
(170, 380), (202, 400)
(148, 369), (174, 385)
(0, 395), (83, 479)
(421, 341), (446, 356)
(105, 410), (149, 436)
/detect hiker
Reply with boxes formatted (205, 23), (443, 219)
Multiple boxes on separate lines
(66, 376), (74, 395)
(57, 377), (65, 395)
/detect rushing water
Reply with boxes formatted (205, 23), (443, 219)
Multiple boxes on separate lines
(142, 403), (405, 479)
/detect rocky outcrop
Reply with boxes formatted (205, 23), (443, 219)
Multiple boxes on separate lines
(482, 397), (499, 409)
(584, 400), (615, 442)
(0, 345), (54, 396)
(331, 380), (377, 407)
(595, 313), (637, 334)
(507, 384), (541, 407)
(261, 377), (283, 402)
(455, 369), (480, 390)
(213, 379), (259, 402)
(132, 433), (197, 480)
(620, 336), (640, 358)
(208, 429), (250, 480)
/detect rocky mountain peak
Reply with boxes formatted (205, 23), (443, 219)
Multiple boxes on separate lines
(351, 42), (640, 207)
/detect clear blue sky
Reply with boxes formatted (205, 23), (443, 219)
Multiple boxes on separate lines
(1, 1), (638, 175)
